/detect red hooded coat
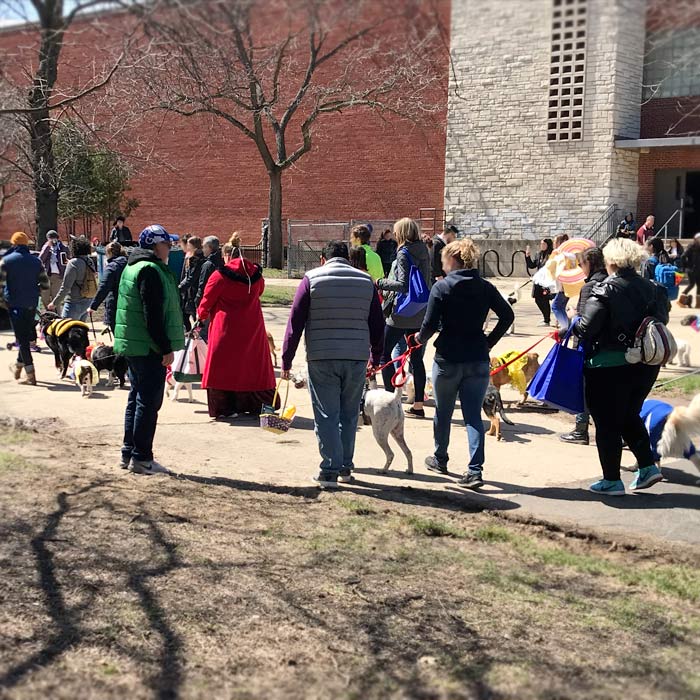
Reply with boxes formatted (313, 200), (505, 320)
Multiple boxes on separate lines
(197, 257), (275, 393)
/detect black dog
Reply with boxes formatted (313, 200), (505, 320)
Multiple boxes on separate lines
(90, 344), (128, 388)
(483, 384), (514, 441)
(40, 312), (90, 379)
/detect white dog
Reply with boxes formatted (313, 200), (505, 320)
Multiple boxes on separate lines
(657, 395), (700, 473)
(362, 387), (413, 474)
(74, 359), (99, 398)
(165, 367), (194, 403)
(669, 339), (691, 368)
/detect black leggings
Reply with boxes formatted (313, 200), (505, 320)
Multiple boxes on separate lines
(584, 363), (659, 481)
(533, 285), (551, 323)
(683, 271), (700, 296)
(381, 325), (425, 403)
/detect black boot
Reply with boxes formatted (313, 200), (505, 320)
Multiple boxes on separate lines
(560, 421), (589, 445)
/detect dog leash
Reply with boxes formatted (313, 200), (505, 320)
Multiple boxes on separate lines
(89, 315), (99, 341)
(367, 335), (423, 388)
(489, 332), (557, 377)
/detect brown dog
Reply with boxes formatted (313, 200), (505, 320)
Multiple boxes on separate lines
(266, 331), (278, 367)
(489, 352), (540, 404)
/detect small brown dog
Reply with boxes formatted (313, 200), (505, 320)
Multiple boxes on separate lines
(266, 331), (278, 367)
(489, 352), (540, 404)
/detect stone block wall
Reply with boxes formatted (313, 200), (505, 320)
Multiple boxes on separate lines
(444, 0), (647, 240)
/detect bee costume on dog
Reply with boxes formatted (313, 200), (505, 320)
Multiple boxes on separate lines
(491, 350), (530, 396)
(45, 318), (90, 339)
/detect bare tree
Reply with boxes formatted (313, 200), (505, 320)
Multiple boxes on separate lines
(129, 0), (446, 268)
(0, 1), (133, 244)
(643, 0), (700, 137)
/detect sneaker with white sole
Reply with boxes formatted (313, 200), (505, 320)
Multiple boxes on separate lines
(119, 457), (131, 470)
(312, 473), (339, 489)
(630, 465), (663, 491)
(338, 470), (355, 484)
(130, 459), (170, 476)
(589, 479), (625, 496)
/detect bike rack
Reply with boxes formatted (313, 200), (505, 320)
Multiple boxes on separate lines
(479, 249), (533, 278)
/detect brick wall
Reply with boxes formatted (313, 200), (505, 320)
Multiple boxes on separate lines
(637, 147), (700, 220)
(0, 6), (449, 245)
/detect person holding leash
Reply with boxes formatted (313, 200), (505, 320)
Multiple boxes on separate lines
(114, 225), (185, 475)
(1, 232), (49, 386)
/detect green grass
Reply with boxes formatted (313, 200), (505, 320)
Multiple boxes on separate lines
(406, 515), (466, 538)
(655, 374), (700, 397)
(472, 524), (515, 543)
(0, 451), (31, 471)
(262, 268), (289, 279)
(337, 497), (377, 516)
(260, 286), (297, 306)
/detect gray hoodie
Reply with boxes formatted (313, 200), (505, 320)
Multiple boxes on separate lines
(377, 240), (432, 329)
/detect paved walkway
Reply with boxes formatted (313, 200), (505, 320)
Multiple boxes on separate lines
(1, 279), (698, 547)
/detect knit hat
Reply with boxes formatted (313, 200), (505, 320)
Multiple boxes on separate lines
(10, 232), (31, 246)
(138, 224), (179, 248)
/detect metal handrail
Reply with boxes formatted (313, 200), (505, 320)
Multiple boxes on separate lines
(586, 203), (618, 244)
(657, 205), (682, 238)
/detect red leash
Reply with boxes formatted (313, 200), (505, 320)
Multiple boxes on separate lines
(489, 332), (557, 377)
(368, 335), (423, 388)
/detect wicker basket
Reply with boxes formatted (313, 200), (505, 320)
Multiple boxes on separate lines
(260, 380), (292, 434)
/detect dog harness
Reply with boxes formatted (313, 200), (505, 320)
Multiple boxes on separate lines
(46, 319), (89, 337)
(73, 359), (100, 387)
(492, 351), (530, 395)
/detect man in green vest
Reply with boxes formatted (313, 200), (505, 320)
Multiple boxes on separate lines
(114, 225), (185, 475)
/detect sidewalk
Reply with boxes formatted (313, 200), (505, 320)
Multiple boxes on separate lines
(1, 284), (698, 547)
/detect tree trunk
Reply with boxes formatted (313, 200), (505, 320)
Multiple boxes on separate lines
(268, 167), (284, 269)
(35, 184), (58, 247)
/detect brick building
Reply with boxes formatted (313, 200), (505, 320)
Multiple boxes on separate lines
(445, 0), (700, 240)
(1, 0), (698, 245)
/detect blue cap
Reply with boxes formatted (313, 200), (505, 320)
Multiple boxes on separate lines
(138, 224), (178, 248)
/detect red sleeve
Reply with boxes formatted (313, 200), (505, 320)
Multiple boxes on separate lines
(197, 271), (224, 321)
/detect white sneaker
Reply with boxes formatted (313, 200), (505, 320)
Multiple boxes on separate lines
(536, 321), (551, 327)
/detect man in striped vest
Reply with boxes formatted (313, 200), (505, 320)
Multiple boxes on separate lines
(282, 240), (384, 489)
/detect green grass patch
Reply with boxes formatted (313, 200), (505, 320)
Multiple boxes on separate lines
(406, 515), (466, 539)
(473, 524), (515, 543)
(260, 286), (297, 306)
(0, 451), (31, 471)
(0, 430), (32, 446)
(337, 498), (377, 516)
(262, 268), (288, 279)
(654, 374), (700, 397)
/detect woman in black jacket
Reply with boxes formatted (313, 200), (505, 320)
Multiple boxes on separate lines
(572, 239), (669, 497)
(179, 236), (205, 330)
(559, 246), (606, 446)
(525, 238), (553, 325)
(680, 234), (700, 300)
(88, 242), (127, 332)
(416, 238), (513, 489)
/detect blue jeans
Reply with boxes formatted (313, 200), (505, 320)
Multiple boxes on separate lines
(307, 359), (366, 476)
(432, 358), (490, 474)
(62, 297), (92, 322)
(551, 292), (569, 331)
(9, 307), (37, 370)
(122, 352), (167, 464)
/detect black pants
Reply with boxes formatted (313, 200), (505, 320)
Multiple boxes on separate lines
(9, 307), (37, 369)
(584, 363), (659, 481)
(683, 271), (700, 296)
(122, 352), (167, 464)
(381, 325), (425, 402)
(532, 285), (551, 323)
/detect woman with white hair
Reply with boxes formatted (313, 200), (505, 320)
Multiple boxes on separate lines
(572, 238), (670, 497)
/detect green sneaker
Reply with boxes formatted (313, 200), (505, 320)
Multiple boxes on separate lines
(630, 465), (663, 491)
(589, 479), (625, 497)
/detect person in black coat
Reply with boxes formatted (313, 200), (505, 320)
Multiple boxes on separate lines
(179, 236), (205, 330)
(559, 246), (607, 446)
(89, 242), (127, 332)
(680, 234), (700, 299)
(110, 216), (133, 245)
(571, 239), (669, 497)
(525, 238), (554, 325)
(430, 224), (458, 283)
(375, 229), (398, 277)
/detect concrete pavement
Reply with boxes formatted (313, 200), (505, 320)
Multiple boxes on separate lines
(1, 278), (698, 547)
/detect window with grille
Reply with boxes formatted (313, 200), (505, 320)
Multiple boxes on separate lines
(548, 0), (587, 142)
(643, 28), (700, 100)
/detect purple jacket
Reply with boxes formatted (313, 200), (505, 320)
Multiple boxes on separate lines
(39, 241), (70, 276)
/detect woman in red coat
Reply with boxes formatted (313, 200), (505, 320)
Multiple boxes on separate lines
(197, 255), (276, 418)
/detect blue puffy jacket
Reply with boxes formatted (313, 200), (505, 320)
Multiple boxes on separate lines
(0, 246), (45, 309)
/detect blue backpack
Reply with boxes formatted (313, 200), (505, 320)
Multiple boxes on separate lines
(394, 249), (430, 317)
(654, 263), (679, 301)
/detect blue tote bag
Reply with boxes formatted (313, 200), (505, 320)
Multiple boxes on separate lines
(394, 249), (430, 317)
(527, 325), (585, 414)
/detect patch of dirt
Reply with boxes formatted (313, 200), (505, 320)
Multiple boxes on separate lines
(0, 427), (699, 700)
